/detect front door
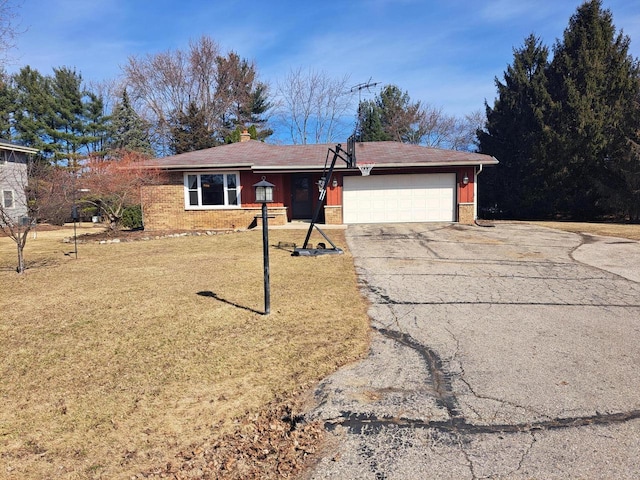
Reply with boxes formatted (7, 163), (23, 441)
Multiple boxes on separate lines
(291, 174), (313, 219)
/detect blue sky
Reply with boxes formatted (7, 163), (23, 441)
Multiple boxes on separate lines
(7, 0), (640, 121)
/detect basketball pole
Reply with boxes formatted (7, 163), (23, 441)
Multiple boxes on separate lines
(292, 140), (357, 256)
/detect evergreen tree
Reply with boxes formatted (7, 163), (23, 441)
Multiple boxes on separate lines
(479, 1), (640, 221)
(478, 35), (554, 218)
(605, 90), (640, 221)
(215, 52), (272, 142)
(109, 89), (152, 154)
(355, 85), (424, 143)
(12, 66), (110, 165)
(12, 66), (54, 157)
(0, 69), (13, 138)
(83, 91), (109, 157)
(226, 124), (260, 144)
(169, 101), (218, 154)
(49, 67), (87, 168)
(624, 123), (640, 221)
(356, 100), (389, 142)
(378, 85), (422, 143)
(547, 0), (640, 218)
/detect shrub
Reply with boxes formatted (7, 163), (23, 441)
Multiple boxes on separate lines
(121, 205), (143, 230)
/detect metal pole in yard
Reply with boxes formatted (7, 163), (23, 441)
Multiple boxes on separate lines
(261, 201), (270, 315)
(72, 202), (78, 259)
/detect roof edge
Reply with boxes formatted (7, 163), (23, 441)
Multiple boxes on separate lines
(160, 158), (500, 171)
(0, 143), (39, 154)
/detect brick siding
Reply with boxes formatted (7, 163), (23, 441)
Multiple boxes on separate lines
(458, 203), (475, 224)
(324, 205), (343, 224)
(141, 183), (286, 231)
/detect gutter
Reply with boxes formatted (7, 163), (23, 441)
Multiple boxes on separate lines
(145, 163), (254, 170)
(474, 164), (483, 224)
(372, 160), (497, 168)
(146, 159), (498, 172)
(253, 160), (498, 171)
(0, 144), (39, 154)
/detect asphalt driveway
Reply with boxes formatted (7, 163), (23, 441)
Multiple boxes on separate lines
(304, 222), (640, 479)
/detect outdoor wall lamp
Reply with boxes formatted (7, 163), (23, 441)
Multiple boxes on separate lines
(253, 177), (275, 315)
(462, 173), (469, 185)
(332, 178), (338, 188)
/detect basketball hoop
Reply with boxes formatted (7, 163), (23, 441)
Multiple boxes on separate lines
(357, 162), (375, 176)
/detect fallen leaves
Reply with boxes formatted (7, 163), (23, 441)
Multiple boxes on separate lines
(138, 403), (324, 479)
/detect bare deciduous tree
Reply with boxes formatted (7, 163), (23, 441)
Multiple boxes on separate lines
(0, 152), (40, 273)
(124, 36), (271, 152)
(275, 68), (354, 144)
(80, 151), (164, 231)
(86, 77), (122, 119)
(449, 109), (485, 151)
(0, 0), (22, 65)
(412, 106), (484, 151)
(124, 45), (195, 154)
(412, 104), (456, 147)
(124, 36), (218, 153)
(188, 35), (219, 126)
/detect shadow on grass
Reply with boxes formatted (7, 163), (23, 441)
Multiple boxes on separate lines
(197, 290), (264, 315)
(0, 259), (61, 272)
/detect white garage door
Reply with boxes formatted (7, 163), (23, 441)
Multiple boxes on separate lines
(342, 173), (456, 224)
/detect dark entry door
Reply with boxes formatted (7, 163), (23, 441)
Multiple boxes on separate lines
(291, 174), (313, 219)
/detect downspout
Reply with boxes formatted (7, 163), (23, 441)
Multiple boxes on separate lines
(474, 164), (483, 225)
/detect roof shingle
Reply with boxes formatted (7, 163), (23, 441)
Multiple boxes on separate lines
(147, 140), (498, 170)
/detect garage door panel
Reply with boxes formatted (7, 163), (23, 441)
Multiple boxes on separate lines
(343, 173), (456, 224)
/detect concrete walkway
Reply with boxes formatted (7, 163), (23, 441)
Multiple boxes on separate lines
(304, 222), (640, 479)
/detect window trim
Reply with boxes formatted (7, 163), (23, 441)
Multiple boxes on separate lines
(183, 171), (242, 210)
(2, 189), (15, 209)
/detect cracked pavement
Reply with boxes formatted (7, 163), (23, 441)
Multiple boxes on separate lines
(303, 222), (640, 479)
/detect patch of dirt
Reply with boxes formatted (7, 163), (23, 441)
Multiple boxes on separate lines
(76, 228), (239, 243)
(138, 403), (325, 479)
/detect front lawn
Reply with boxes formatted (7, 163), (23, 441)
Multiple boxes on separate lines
(0, 226), (370, 479)
(527, 221), (640, 240)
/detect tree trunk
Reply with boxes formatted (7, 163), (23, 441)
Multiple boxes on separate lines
(17, 241), (25, 274)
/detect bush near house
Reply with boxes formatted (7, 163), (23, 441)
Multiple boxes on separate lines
(121, 204), (142, 229)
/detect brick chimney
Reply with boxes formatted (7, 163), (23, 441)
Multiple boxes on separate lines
(240, 129), (251, 142)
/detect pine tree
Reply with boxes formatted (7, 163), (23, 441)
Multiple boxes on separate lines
(356, 100), (389, 142)
(617, 137), (640, 221)
(478, 35), (554, 218)
(547, 0), (640, 218)
(215, 52), (272, 142)
(356, 85), (424, 143)
(109, 89), (152, 154)
(12, 66), (53, 157)
(0, 70), (13, 138)
(49, 67), (88, 168)
(169, 101), (218, 154)
(226, 124), (260, 144)
(83, 91), (109, 157)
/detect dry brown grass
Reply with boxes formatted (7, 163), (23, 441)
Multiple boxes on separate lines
(0, 226), (370, 479)
(526, 221), (640, 241)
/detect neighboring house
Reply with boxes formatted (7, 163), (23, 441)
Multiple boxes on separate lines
(0, 139), (39, 223)
(141, 135), (498, 231)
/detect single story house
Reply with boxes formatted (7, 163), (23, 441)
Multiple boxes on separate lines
(141, 134), (498, 231)
(1, 139), (39, 223)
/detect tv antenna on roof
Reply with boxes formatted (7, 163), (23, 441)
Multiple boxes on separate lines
(350, 78), (380, 102)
